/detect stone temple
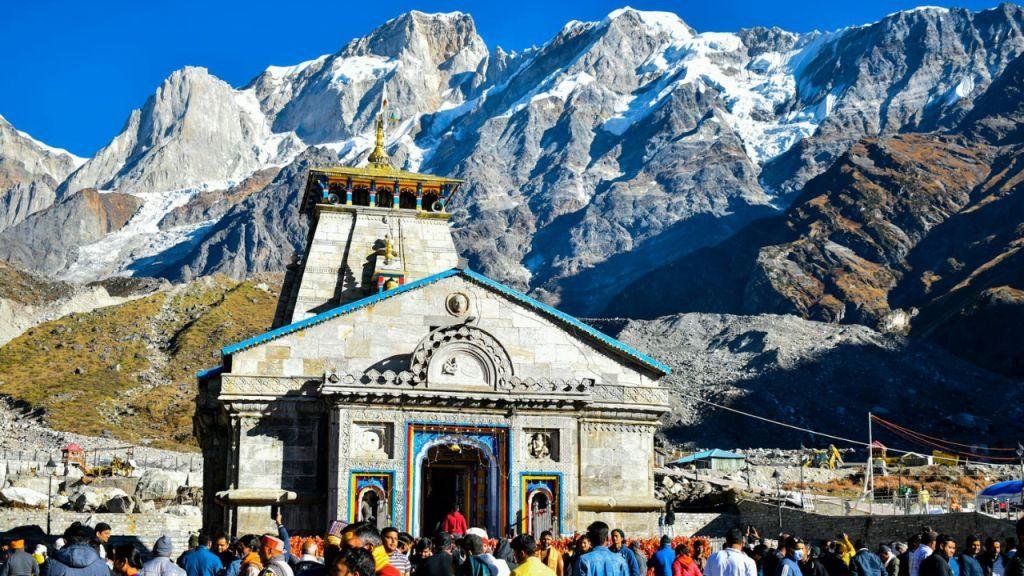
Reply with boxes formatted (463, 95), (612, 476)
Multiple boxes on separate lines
(196, 116), (671, 538)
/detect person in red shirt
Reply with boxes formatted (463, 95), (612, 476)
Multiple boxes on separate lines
(441, 504), (468, 536)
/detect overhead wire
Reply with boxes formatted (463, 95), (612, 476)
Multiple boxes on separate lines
(872, 414), (1021, 452)
(679, 391), (1011, 467)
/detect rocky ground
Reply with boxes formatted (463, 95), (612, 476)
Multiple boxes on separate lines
(614, 312), (1024, 449)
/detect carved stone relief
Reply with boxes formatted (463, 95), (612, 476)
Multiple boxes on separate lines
(525, 430), (559, 462)
(351, 422), (393, 459)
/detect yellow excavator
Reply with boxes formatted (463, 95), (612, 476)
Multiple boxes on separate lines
(801, 445), (844, 469)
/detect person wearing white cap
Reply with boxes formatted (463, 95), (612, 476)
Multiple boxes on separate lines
(470, 529), (510, 576)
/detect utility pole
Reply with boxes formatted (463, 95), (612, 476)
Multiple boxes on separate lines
(867, 412), (874, 507)
(773, 469), (782, 531)
(1017, 443), (1023, 509)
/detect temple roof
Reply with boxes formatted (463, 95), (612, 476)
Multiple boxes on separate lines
(203, 267), (670, 379)
(301, 115), (463, 213)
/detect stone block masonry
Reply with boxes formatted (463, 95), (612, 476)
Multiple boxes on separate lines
(0, 510), (201, 555)
(737, 501), (1017, 543)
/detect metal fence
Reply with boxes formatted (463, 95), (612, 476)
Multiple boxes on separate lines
(0, 448), (201, 474)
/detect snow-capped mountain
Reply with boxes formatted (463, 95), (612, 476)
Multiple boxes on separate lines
(2, 5), (1024, 306)
(0, 115), (85, 232)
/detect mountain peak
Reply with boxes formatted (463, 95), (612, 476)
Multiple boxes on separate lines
(603, 6), (693, 38)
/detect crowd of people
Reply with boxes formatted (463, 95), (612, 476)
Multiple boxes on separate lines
(2, 517), (1024, 576)
(702, 520), (1024, 576)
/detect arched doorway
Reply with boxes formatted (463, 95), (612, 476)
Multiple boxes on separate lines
(411, 433), (501, 537)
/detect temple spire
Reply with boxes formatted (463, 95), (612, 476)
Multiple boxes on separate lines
(367, 82), (391, 168)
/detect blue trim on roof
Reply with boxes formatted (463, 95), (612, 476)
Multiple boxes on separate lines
(670, 449), (745, 464)
(221, 269), (460, 356)
(458, 269), (671, 375)
(196, 365), (223, 380)
(218, 267), (670, 376)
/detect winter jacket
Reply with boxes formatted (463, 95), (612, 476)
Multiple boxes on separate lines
(258, 557), (293, 576)
(48, 544), (111, 576)
(801, 559), (828, 576)
(672, 557), (701, 576)
(0, 549), (40, 576)
(648, 546), (676, 576)
(611, 548), (641, 576)
(885, 558), (900, 576)
(777, 557), (801, 576)
(578, 547), (629, 576)
(180, 548), (223, 576)
(140, 557), (186, 576)
(850, 551), (884, 576)
(958, 556), (983, 576)
(920, 555), (952, 576)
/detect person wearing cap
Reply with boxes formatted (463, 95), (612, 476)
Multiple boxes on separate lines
(32, 544), (48, 567)
(509, 536), (554, 576)
(49, 524), (113, 576)
(470, 529), (509, 576)
(880, 547), (900, 576)
(140, 536), (185, 576)
(0, 539), (39, 576)
(258, 536), (294, 576)
(179, 533), (224, 576)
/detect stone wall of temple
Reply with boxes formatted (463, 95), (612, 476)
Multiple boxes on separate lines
(229, 399), (325, 534)
(231, 275), (661, 391)
(211, 272), (667, 537)
(289, 207), (458, 322)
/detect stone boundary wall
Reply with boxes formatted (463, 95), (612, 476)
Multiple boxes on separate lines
(737, 501), (1017, 544)
(0, 511), (200, 554)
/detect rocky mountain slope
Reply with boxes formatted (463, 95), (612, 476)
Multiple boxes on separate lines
(606, 50), (1024, 377)
(0, 4), (1022, 387)
(615, 313), (1024, 448)
(0, 274), (278, 450)
(0, 115), (84, 232)
(4, 6), (1024, 300)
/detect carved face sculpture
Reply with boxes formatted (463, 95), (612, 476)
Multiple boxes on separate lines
(529, 433), (550, 459)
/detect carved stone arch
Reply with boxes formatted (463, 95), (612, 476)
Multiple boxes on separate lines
(409, 325), (513, 390)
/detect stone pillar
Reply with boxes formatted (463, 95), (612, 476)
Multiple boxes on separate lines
(416, 183), (423, 211)
(392, 180), (400, 209)
(345, 177), (353, 206)
(369, 180), (377, 208)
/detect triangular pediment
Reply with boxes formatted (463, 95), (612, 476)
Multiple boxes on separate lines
(212, 269), (668, 387)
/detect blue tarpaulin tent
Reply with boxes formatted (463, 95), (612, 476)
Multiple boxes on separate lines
(980, 480), (1023, 497)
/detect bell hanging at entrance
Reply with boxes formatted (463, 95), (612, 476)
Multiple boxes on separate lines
(449, 443), (462, 453)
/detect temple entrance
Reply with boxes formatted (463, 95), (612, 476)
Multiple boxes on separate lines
(420, 443), (490, 535)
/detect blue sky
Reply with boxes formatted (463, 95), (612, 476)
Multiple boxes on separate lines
(0, 0), (1006, 157)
